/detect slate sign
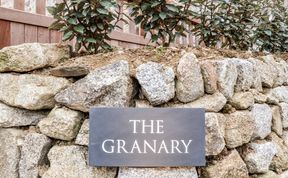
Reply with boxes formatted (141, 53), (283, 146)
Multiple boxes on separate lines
(89, 108), (205, 167)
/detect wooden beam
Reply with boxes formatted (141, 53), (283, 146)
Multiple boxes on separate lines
(0, 7), (54, 27)
(109, 31), (152, 46)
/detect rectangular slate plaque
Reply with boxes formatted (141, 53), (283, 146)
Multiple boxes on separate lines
(89, 108), (205, 167)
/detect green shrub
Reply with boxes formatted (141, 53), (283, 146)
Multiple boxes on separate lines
(252, 0), (288, 52)
(48, 0), (123, 54)
(127, 0), (194, 46)
(48, 0), (288, 53)
(191, 0), (259, 50)
(191, 0), (288, 52)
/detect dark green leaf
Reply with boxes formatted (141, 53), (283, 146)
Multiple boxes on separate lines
(74, 25), (85, 34)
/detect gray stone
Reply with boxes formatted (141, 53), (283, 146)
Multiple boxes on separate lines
(214, 59), (238, 99)
(269, 132), (288, 172)
(55, 60), (133, 112)
(0, 102), (48, 127)
(75, 119), (89, 146)
(266, 86), (288, 104)
(50, 66), (89, 77)
(274, 60), (288, 86)
(0, 128), (25, 178)
(256, 171), (278, 178)
(19, 133), (52, 178)
(200, 61), (218, 94)
(205, 113), (226, 156)
(229, 92), (254, 110)
(279, 103), (288, 129)
(247, 59), (263, 91)
(271, 106), (283, 136)
(42, 145), (116, 178)
(0, 74), (70, 110)
(242, 141), (277, 174)
(202, 150), (249, 178)
(224, 111), (254, 148)
(136, 62), (175, 105)
(0, 43), (70, 72)
(282, 131), (288, 147)
(176, 53), (204, 102)
(250, 89), (267, 104)
(171, 92), (227, 112)
(231, 59), (254, 92)
(253, 58), (276, 88)
(38, 107), (84, 141)
(280, 170), (288, 178)
(261, 55), (278, 87)
(135, 100), (153, 108)
(118, 167), (198, 178)
(251, 104), (272, 139)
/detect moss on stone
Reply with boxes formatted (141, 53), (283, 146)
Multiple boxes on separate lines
(0, 52), (8, 69)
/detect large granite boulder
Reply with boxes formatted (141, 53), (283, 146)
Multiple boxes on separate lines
(224, 111), (254, 148)
(19, 133), (52, 178)
(0, 102), (48, 127)
(256, 171), (279, 178)
(274, 60), (288, 86)
(118, 167), (198, 178)
(205, 113), (226, 156)
(55, 60), (133, 112)
(279, 102), (288, 129)
(266, 86), (288, 104)
(271, 106), (283, 136)
(0, 128), (25, 178)
(258, 56), (278, 88)
(136, 62), (175, 105)
(171, 92), (227, 112)
(251, 104), (272, 139)
(0, 43), (70, 72)
(230, 59), (254, 92)
(241, 141), (277, 174)
(38, 106), (84, 141)
(200, 61), (218, 94)
(75, 119), (89, 146)
(176, 53), (204, 103)
(229, 92), (254, 110)
(42, 145), (116, 178)
(269, 132), (288, 172)
(202, 150), (249, 178)
(0, 74), (70, 110)
(214, 59), (238, 99)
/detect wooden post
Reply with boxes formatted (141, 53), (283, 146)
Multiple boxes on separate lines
(14, 0), (24, 11)
(36, 0), (46, 15)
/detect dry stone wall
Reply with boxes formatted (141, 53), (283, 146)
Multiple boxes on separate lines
(1, 43), (288, 178)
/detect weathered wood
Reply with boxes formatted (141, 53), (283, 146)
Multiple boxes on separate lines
(0, 7), (54, 27)
(10, 22), (25, 45)
(24, 25), (38, 43)
(36, 0), (46, 15)
(0, 20), (10, 48)
(109, 30), (151, 46)
(38, 27), (50, 43)
(14, 0), (25, 10)
(50, 30), (62, 43)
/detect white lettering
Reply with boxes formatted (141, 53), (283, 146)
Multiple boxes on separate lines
(102, 139), (114, 153)
(181, 140), (192, 153)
